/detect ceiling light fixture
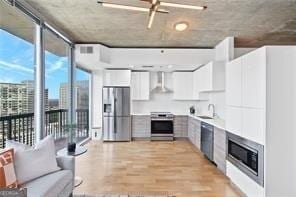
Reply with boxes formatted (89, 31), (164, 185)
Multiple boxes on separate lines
(159, 2), (206, 10)
(174, 22), (188, 31)
(98, 2), (150, 12)
(97, 1), (206, 29)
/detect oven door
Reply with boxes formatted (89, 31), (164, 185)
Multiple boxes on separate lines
(151, 120), (173, 134)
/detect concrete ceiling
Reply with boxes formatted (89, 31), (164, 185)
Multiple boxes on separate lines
(24, 0), (296, 48)
(0, 1), (69, 56)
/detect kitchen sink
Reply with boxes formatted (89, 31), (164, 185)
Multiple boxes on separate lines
(197, 116), (213, 119)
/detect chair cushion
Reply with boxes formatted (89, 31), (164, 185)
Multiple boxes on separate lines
(23, 170), (73, 197)
(0, 149), (17, 188)
(6, 135), (60, 184)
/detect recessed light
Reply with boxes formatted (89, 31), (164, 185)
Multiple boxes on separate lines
(168, 65), (173, 69)
(129, 65), (134, 68)
(174, 22), (189, 31)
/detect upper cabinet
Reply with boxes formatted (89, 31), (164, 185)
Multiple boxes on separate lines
(172, 72), (194, 100)
(197, 61), (225, 92)
(226, 57), (242, 107)
(241, 48), (266, 109)
(172, 61), (225, 100)
(104, 70), (131, 86)
(131, 72), (150, 100)
(226, 48), (266, 109)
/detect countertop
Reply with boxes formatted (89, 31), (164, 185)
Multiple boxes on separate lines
(132, 113), (226, 130)
(188, 114), (226, 130)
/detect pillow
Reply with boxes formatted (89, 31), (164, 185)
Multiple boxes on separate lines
(0, 148), (18, 188)
(6, 140), (30, 152)
(6, 135), (60, 184)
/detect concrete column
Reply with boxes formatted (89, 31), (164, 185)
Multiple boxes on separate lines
(34, 23), (45, 142)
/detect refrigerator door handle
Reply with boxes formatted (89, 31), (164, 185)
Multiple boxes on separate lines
(114, 89), (117, 134)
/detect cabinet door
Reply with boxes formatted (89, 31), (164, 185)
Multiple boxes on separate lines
(173, 72), (193, 100)
(202, 62), (213, 91)
(242, 108), (265, 145)
(188, 117), (195, 144)
(104, 70), (131, 86)
(214, 127), (226, 174)
(226, 106), (242, 136)
(132, 115), (150, 138)
(131, 72), (150, 100)
(131, 72), (140, 100)
(194, 119), (201, 149)
(226, 57), (242, 107)
(242, 48), (266, 109)
(140, 72), (150, 100)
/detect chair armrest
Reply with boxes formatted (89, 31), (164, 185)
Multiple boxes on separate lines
(56, 156), (75, 178)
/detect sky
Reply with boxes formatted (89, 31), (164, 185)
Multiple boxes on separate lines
(0, 29), (89, 99)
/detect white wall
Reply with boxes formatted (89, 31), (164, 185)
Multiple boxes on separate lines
(91, 70), (103, 128)
(110, 48), (214, 69)
(132, 72), (198, 115)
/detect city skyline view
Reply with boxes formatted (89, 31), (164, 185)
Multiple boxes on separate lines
(0, 29), (89, 99)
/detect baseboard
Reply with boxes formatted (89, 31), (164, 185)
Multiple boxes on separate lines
(132, 137), (151, 141)
(132, 137), (189, 141)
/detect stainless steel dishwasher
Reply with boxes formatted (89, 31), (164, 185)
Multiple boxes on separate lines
(201, 122), (214, 161)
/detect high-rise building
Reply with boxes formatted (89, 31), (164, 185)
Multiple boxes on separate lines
(0, 83), (27, 116)
(59, 83), (68, 110)
(0, 81), (49, 116)
(59, 80), (89, 110)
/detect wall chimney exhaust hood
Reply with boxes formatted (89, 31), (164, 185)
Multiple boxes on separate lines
(151, 71), (172, 93)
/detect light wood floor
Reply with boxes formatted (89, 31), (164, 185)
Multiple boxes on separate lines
(74, 140), (241, 197)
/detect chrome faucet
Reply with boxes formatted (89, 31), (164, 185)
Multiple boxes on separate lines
(208, 104), (216, 118)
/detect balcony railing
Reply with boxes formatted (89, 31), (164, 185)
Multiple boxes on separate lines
(0, 109), (89, 148)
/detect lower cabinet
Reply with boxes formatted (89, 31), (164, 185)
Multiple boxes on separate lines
(132, 115), (151, 138)
(214, 127), (226, 174)
(174, 116), (188, 137)
(188, 116), (201, 148)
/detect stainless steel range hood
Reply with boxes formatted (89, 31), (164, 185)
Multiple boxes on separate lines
(151, 71), (172, 93)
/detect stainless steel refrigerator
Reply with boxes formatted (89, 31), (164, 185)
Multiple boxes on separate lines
(103, 87), (131, 141)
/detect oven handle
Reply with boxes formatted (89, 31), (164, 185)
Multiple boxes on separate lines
(151, 119), (173, 121)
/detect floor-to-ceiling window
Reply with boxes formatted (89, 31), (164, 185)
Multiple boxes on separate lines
(0, 1), (36, 147)
(44, 29), (70, 139)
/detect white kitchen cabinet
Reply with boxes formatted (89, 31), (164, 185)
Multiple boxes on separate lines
(242, 108), (265, 145)
(193, 69), (209, 100)
(225, 46), (296, 197)
(131, 72), (150, 100)
(225, 106), (242, 136)
(242, 48), (266, 109)
(226, 57), (242, 107)
(104, 70), (131, 86)
(197, 61), (225, 92)
(214, 127), (226, 174)
(227, 161), (264, 196)
(172, 72), (194, 100)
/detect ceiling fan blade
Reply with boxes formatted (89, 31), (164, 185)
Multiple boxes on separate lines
(97, 1), (150, 12)
(159, 1), (207, 10)
(147, 9), (157, 29)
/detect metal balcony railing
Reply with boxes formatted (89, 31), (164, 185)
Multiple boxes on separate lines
(0, 109), (89, 148)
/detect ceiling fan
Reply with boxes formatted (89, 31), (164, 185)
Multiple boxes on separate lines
(97, 0), (207, 29)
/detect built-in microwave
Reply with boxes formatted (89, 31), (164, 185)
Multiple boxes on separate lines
(226, 132), (264, 186)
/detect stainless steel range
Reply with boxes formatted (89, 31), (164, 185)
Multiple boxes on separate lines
(150, 112), (174, 141)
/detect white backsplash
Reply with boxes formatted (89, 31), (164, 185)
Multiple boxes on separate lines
(194, 92), (226, 120)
